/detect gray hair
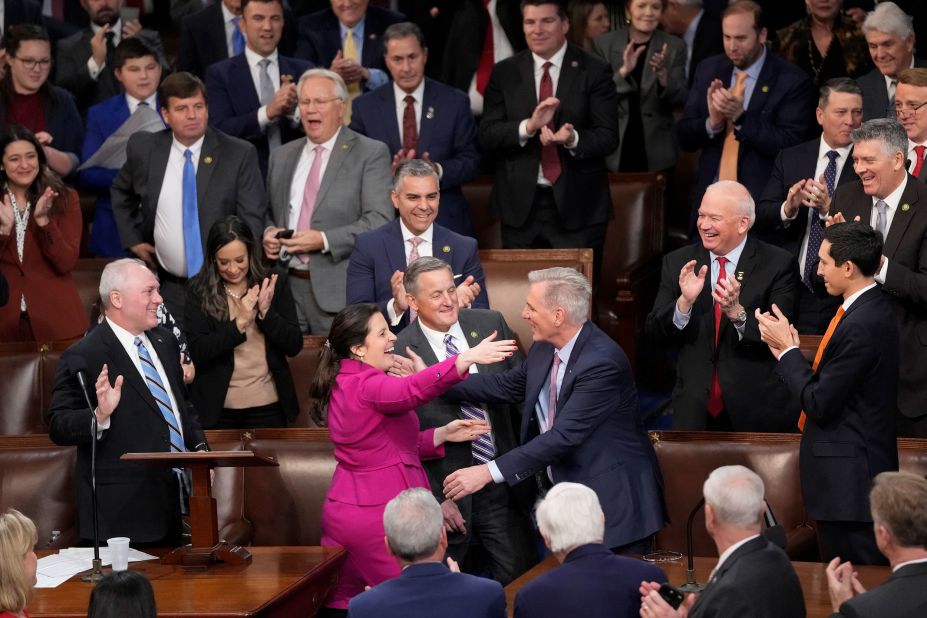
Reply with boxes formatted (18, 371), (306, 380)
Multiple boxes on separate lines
(852, 118), (908, 158)
(99, 258), (151, 309)
(703, 465), (765, 530)
(383, 488), (443, 562)
(818, 77), (863, 109)
(403, 256), (453, 296)
(536, 482), (604, 554)
(527, 267), (590, 325)
(703, 180), (756, 227)
(862, 2), (914, 40)
(382, 21), (426, 50)
(393, 158), (439, 193)
(296, 67), (348, 101)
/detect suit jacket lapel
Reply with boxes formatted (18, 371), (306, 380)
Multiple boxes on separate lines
(275, 140), (303, 223)
(196, 130), (219, 234)
(386, 220), (407, 273)
(717, 238), (760, 342)
(404, 321), (443, 368)
(232, 54), (261, 111)
(883, 177), (921, 258)
(381, 86), (402, 153)
(640, 35), (658, 93)
(746, 57), (773, 115)
(554, 47), (580, 124)
(315, 128), (353, 208)
(418, 79), (437, 154)
(557, 322), (592, 402)
(100, 322), (160, 419)
(837, 146), (857, 186)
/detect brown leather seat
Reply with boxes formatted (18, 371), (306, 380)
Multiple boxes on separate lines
(0, 342), (47, 435)
(286, 336), (326, 428)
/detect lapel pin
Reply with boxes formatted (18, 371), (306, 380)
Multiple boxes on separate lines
(369, 33), (377, 40)
(426, 107), (435, 120)
(902, 203), (911, 212)
(761, 85), (769, 93)
(203, 155), (213, 165)
(736, 271), (744, 281)
(442, 245), (451, 253)
(341, 143), (349, 150)
(470, 330), (479, 339)
(571, 60), (578, 68)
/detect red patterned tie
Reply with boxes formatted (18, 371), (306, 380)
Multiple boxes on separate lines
(402, 95), (418, 152)
(707, 257), (728, 416)
(913, 145), (926, 178)
(476, 0), (494, 95)
(539, 62), (561, 184)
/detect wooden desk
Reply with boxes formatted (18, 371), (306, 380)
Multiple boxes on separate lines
(505, 555), (890, 618)
(28, 546), (345, 617)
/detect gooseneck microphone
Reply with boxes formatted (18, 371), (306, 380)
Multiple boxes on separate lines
(72, 358), (105, 583)
(679, 497), (706, 593)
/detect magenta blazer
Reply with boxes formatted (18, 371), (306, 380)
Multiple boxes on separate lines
(325, 355), (467, 506)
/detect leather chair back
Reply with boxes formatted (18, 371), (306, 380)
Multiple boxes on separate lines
(286, 336), (326, 428)
(0, 343), (46, 435)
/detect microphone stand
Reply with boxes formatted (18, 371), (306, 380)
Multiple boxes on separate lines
(679, 497), (706, 593)
(76, 371), (104, 583)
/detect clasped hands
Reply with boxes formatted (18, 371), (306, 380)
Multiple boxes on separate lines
(330, 49), (369, 84)
(755, 303), (800, 359)
(826, 557), (867, 612)
(0, 186), (57, 234)
(676, 259), (744, 321)
(234, 274), (278, 332)
(707, 79), (744, 131)
(784, 175), (832, 219)
(527, 97), (575, 148)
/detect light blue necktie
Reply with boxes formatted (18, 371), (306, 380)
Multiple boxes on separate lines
(232, 16), (245, 55)
(134, 337), (185, 453)
(182, 149), (203, 277)
(444, 334), (495, 463)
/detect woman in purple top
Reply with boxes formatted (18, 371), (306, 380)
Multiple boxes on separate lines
(311, 303), (516, 612)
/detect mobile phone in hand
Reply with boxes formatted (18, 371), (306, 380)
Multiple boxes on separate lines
(658, 583), (685, 610)
(275, 229), (294, 239)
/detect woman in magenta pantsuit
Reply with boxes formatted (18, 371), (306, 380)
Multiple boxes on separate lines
(311, 304), (516, 612)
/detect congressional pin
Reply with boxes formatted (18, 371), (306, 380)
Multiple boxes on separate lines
(369, 33), (377, 40)
(442, 245), (451, 253)
(426, 107), (435, 120)
(470, 330), (479, 339)
(571, 60), (579, 68)
(902, 203), (911, 212)
(761, 85), (769, 93)
(736, 271), (744, 281)
(203, 156), (213, 164)
(341, 144), (349, 150)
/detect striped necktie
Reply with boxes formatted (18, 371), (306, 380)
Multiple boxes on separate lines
(134, 337), (185, 453)
(444, 334), (495, 463)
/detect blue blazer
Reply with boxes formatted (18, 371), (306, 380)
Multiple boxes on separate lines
(295, 6), (405, 74)
(346, 218), (489, 331)
(448, 321), (667, 549)
(514, 544), (667, 618)
(205, 53), (313, 177)
(347, 562), (506, 618)
(350, 78), (480, 236)
(676, 50), (816, 215)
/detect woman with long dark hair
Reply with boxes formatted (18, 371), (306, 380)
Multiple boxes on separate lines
(86, 570), (157, 618)
(0, 125), (87, 341)
(185, 215), (302, 429)
(312, 303), (515, 612)
(567, 0), (612, 50)
(0, 25), (83, 177)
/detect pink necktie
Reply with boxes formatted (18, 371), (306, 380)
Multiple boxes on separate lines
(296, 145), (324, 264)
(407, 236), (422, 321)
(547, 352), (561, 427)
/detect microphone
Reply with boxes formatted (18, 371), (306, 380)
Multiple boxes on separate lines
(71, 358), (105, 583)
(763, 499), (787, 550)
(679, 497), (706, 593)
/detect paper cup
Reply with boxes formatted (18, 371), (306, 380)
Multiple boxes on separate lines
(107, 537), (130, 572)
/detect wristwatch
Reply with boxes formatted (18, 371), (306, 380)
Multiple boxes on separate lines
(732, 308), (748, 327)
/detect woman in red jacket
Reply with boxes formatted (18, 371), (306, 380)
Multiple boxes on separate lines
(0, 125), (87, 341)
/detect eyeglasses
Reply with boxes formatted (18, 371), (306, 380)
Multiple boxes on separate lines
(895, 100), (927, 116)
(13, 56), (52, 70)
(298, 96), (342, 109)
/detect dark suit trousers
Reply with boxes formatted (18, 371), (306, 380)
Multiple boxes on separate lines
(817, 521), (886, 566)
(445, 481), (537, 586)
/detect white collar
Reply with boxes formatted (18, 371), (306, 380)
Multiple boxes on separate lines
(872, 174), (908, 211)
(171, 134), (206, 156)
(893, 556), (927, 573)
(532, 42), (568, 72)
(842, 282), (878, 311)
(307, 126), (341, 152)
(244, 45), (278, 67)
(399, 220), (434, 246)
(393, 78), (426, 107)
(818, 136), (852, 160)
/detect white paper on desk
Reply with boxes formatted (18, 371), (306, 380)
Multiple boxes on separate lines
(35, 548), (158, 588)
(77, 105), (164, 171)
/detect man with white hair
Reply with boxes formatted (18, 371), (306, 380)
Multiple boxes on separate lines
(645, 180), (799, 431)
(262, 67), (393, 334)
(640, 466), (806, 618)
(830, 118), (927, 437)
(347, 488), (505, 618)
(514, 482), (666, 618)
(442, 267), (666, 555)
(858, 2), (927, 120)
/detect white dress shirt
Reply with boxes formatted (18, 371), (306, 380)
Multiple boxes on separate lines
(386, 221), (435, 324)
(466, 0), (515, 116)
(154, 135), (204, 276)
(87, 18), (124, 78)
(418, 319), (477, 375)
(283, 130), (341, 262)
(244, 46), (280, 130)
(870, 175), (907, 283)
(126, 92), (158, 115)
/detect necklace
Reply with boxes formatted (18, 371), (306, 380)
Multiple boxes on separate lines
(224, 285), (245, 300)
(6, 186), (30, 227)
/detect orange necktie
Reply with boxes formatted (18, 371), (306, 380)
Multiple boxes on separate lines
(718, 71), (748, 181)
(797, 306), (845, 431)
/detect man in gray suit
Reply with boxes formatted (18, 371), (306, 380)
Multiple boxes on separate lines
(111, 71), (267, 324)
(262, 68), (393, 334)
(394, 256), (536, 585)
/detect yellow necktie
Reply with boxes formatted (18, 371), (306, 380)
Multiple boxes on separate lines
(342, 28), (360, 123)
(718, 71), (748, 181)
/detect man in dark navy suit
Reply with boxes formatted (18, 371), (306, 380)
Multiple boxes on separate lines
(755, 77), (863, 333)
(205, 0), (312, 177)
(443, 267), (666, 554)
(347, 488), (506, 618)
(757, 222), (899, 565)
(295, 0), (404, 97)
(346, 159), (487, 333)
(515, 482), (666, 618)
(676, 0), (815, 228)
(660, 0), (724, 88)
(350, 22), (479, 236)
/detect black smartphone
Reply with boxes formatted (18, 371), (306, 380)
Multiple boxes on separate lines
(275, 229), (294, 239)
(658, 583), (685, 610)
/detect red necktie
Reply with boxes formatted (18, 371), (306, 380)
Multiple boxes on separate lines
(797, 306), (845, 431)
(402, 95), (418, 152)
(476, 0), (494, 95)
(707, 257), (728, 416)
(539, 62), (561, 184)
(913, 145), (926, 178)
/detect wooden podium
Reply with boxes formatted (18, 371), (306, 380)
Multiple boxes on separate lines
(121, 451), (278, 567)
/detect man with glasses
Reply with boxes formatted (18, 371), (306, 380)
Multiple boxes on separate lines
(262, 68), (392, 334)
(895, 68), (927, 181)
(830, 118), (927, 437)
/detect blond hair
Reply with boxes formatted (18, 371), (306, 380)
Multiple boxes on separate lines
(0, 509), (38, 613)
